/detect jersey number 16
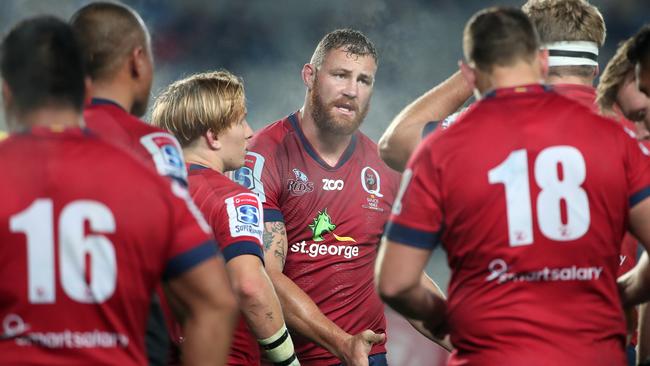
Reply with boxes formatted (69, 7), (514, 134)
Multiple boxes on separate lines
(10, 199), (117, 304)
(488, 146), (590, 246)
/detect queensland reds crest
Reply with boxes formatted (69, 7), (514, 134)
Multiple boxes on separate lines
(287, 168), (314, 196)
(361, 166), (383, 197)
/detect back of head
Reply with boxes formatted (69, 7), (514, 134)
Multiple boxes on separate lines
(70, 1), (149, 82)
(151, 70), (246, 147)
(597, 38), (635, 112)
(1, 16), (85, 117)
(310, 28), (378, 68)
(628, 25), (650, 70)
(523, 0), (605, 79)
(463, 7), (540, 72)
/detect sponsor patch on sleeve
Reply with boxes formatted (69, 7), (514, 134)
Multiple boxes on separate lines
(224, 192), (264, 240)
(140, 132), (188, 183)
(233, 151), (266, 202)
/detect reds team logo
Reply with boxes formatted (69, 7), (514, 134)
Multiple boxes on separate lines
(361, 166), (383, 197)
(287, 168), (314, 196)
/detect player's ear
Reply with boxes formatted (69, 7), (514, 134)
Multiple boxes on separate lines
(205, 129), (221, 150)
(130, 45), (148, 80)
(458, 60), (476, 89)
(302, 63), (316, 89)
(538, 49), (549, 81)
(1, 81), (12, 112)
(83, 76), (93, 105)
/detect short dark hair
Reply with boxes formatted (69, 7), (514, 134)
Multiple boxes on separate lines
(463, 7), (540, 72)
(1, 16), (85, 114)
(70, 1), (148, 81)
(628, 24), (650, 68)
(310, 28), (378, 67)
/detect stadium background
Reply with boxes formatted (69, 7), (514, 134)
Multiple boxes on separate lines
(1, 0), (649, 364)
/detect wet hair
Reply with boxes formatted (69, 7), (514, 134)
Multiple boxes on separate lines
(310, 28), (377, 67)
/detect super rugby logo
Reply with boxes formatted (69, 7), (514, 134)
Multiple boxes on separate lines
(290, 209), (358, 259)
(225, 193), (264, 239)
(233, 152), (266, 202)
(287, 168), (314, 196)
(140, 132), (187, 183)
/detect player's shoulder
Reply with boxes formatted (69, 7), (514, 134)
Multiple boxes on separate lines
(355, 132), (401, 177)
(249, 114), (294, 149)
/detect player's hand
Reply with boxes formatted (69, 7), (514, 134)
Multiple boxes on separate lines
(339, 330), (385, 366)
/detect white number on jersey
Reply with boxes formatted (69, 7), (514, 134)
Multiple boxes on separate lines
(488, 146), (590, 246)
(10, 199), (117, 304)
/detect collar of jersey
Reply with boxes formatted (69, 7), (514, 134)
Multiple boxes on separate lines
(188, 163), (210, 171)
(17, 125), (92, 137)
(287, 111), (358, 171)
(90, 98), (127, 112)
(483, 84), (553, 99)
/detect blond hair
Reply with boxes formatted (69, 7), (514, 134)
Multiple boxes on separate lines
(596, 38), (635, 113)
(151, 70), (246, 147)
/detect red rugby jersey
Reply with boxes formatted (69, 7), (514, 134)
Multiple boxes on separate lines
(387, 85), (650, 366)
(235, 112), (400, 365)
(0, 127), (216, 365)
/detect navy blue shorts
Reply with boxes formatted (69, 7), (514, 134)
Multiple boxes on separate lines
(332, 353), (387, 366)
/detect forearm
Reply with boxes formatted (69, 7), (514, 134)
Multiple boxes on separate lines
(639, 302), (650, 364)
(181, 305), (236, 366)
(382, 283), (446, 329)
(269, 270), (349, 356)
(378, 71), (471, 171)
(404, 273), (452, 351)
(239, 275), (286, 338)
(618, 251), (650, 306)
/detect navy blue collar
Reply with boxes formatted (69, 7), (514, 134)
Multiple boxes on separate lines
(90, 98), (127, 112)
(287, 112), (357, 171)
(188, 163), (210, 171)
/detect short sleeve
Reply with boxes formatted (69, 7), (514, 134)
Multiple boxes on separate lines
(233, 142), (284, 223)
(162, 181), (218, 280)
(384, 140), (444, 249)
(212, 191), (265, 263)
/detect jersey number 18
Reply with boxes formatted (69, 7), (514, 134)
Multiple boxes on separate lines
(488, 146), (590, 246)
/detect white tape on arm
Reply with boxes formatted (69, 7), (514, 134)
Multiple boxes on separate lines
(258, 324), (300, 366)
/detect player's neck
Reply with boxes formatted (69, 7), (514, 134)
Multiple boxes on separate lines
(183, 147), (225, 174)
(90, 78), (135, 115)
(546, 74), (594, 87)
(299, 107), (354, 167)
(12, 107), (83, 131)
(477, 63), (543, 96)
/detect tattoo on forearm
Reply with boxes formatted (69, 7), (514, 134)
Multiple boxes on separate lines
(264, 222), (288, 268)
(263, 230), (274, 250)
(274, 244), (286, 268)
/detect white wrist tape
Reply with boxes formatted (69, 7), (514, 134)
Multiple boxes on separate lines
(544, 41), (599, 67)
(258, 324), (299, 366)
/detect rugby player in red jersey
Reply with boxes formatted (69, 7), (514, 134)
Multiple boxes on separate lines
(233, 29), (428, 366)
(0, 16), (236, 365)
(70, 4), (190, 363)
(152, 70), (299, 366)
(378, 7), (650, 366)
